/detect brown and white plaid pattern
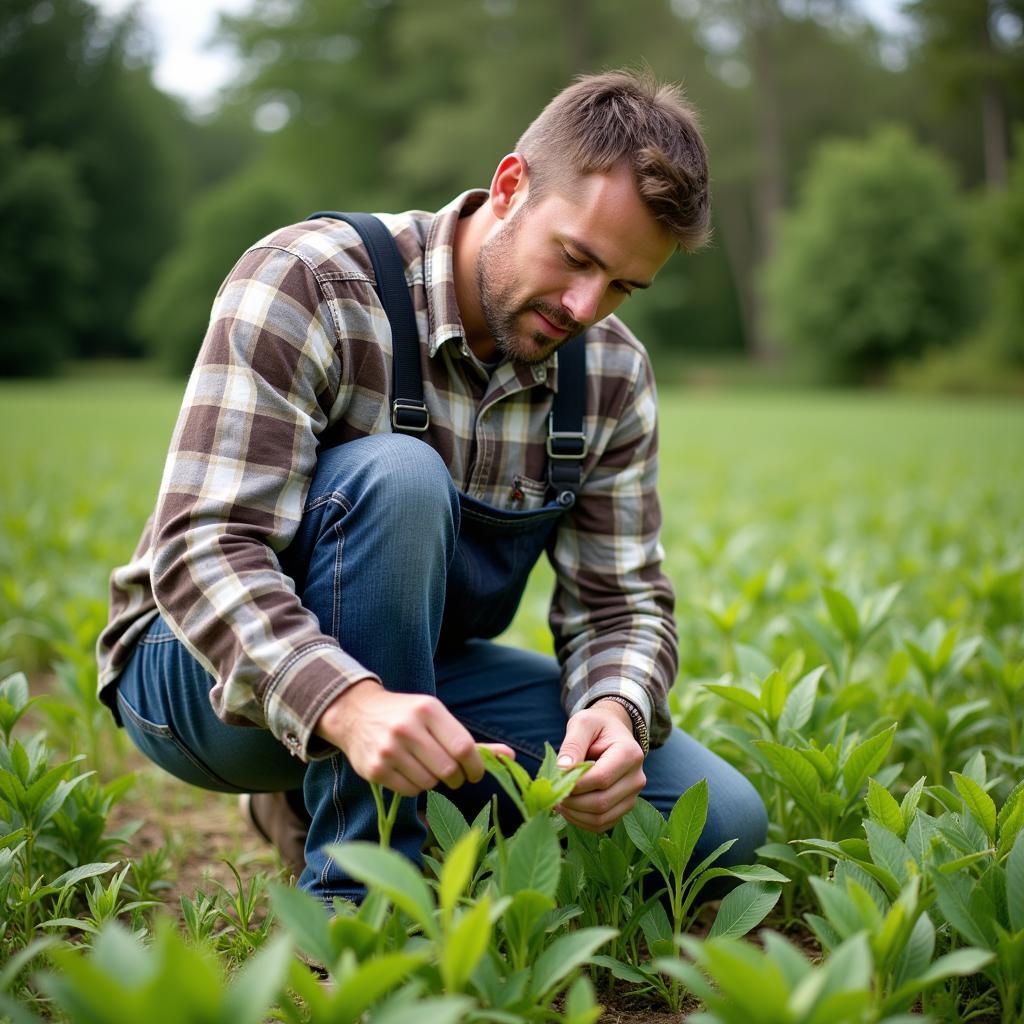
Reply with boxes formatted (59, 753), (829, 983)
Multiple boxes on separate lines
(96, 190), (677, 761)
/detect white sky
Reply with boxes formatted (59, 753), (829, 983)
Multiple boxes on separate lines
(94, 0), (911, 114)
(95, 0), (253, 113)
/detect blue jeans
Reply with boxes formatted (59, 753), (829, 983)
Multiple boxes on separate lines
(116, 434), (767, 904)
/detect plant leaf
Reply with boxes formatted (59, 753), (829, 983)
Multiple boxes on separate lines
(866, 778), (905, 838)
(841, 724), (896, 800)
(755, 741), (822, 813)
(222, 933), (293, 1024)
(951, 772), (997, 844)
(529, 927), (616, 999)
(823, 587), (860, 644)
(439, 829), (479, 922)
(1007, 830), (1024, 933)
(268, 882), (334, 967)
(707, 881), (781, 939)
(778, 667), (825, 737)
(932, 870), (991, 949)
(441, 897), (492, 993)
(505, 814), (560, 900)
(326, 842), (437, 938)
(666, 778), (709, 873)
(425, 791), (469, 855)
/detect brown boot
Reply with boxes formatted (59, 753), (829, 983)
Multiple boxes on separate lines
(239, 791), (308, 878)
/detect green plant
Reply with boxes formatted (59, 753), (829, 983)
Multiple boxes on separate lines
(210, 859), (275, 959)
(805, 868), (992, 1016)
(593, 780), (786, 1012)
(664, 930), (932, 1024)
(478, 742), (593, 820)
(794, 584), (901, 689)
(42, 863), (156, 940)
(755, 722), (898, 842)
(38, 921), (294, 1024)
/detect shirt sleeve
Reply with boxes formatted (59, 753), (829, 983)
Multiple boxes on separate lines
(149, 244), (380, 762)
(548, 347), (678, 749)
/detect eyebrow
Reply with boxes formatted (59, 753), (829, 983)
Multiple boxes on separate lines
(563, 236), (652, 290)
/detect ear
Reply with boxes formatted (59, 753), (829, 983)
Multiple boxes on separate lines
(489, 153), (529, 221)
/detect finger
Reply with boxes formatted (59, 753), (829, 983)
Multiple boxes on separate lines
(403, 733), (469, 790)
(557, 715), (600, 770)
(478, 742), (516, 760)
(560, 772), (645, 816)
(424, 716), (483, 786)
(375, 765), (429, 799)
(568, 746), (644, 796)
(559, 792), (638, 833)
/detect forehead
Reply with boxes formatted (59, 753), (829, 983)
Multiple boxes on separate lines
(529, 164), (675, 279)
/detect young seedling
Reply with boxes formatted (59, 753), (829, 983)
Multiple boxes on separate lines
(478, 742), (592, 820)
(754, 720), (899, 841)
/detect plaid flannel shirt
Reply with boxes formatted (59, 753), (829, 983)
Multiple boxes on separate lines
(96, 190), (678, 761)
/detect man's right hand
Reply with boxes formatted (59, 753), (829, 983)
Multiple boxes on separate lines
(314, 679), (514, 797)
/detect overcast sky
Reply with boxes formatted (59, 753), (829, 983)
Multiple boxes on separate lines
(93, 0), (911, 114)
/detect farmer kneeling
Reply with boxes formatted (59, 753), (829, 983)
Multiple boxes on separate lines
(96, 70), (767, 907)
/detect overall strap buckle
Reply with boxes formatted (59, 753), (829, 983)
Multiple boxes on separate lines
(546, 334), (587, 507)
(392, 399), (430, 432)
(546, 415), (588, 459)
(307, 210), (428, 438)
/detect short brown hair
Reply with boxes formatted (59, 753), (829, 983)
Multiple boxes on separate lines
(516, 69), (710, 252)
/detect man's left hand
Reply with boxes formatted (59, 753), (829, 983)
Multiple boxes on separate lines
(555, 699), (646, 832)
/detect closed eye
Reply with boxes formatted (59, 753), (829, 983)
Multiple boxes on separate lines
(562, 248), (586, 269)
(563, 247), (634, 297)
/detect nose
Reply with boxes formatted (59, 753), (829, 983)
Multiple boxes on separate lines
(561, 278), (606, 326)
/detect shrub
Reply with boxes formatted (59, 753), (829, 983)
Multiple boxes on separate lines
(762, 125), (976, 383)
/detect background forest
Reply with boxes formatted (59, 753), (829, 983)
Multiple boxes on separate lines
(2, 0), (1023, 389)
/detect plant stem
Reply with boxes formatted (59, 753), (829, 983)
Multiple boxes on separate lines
(371, 783), (402, 847)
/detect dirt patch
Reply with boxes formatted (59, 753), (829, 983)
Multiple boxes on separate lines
(109, 764), (286, 904)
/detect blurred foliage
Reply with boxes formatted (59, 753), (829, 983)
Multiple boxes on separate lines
(904, 0), (1024, 188)
(762, 125), (977, 383)
(0, 120), (91, 376)
(0, 0), (1022, 383)
(891, 127), (1024, 394)
(974, 125), (1024, 364)
(0, 0), (188, 360)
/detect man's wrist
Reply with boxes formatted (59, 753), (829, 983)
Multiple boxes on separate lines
(314, 677), (383, 745)
(593, 695), (650, 757)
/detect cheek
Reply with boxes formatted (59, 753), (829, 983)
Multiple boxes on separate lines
(597, 290), (628, 321)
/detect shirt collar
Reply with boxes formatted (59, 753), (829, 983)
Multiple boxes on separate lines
(423, 189), (558, 389)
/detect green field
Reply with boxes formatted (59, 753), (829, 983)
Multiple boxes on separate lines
(2, 379), (1023, 1022)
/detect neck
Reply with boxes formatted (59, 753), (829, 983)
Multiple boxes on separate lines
(453, 205), (498, 361)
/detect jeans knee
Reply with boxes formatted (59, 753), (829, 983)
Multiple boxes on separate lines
(704, 771), (768, 866)
(313, 434), (458, 533)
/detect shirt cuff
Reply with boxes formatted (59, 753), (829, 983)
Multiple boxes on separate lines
(260, 642), (381, 763)
(571, 678), (652, 735)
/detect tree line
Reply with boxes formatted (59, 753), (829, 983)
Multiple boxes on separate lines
(1, 0), (1022, 386)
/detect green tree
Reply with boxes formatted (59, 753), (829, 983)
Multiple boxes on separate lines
(0, 0), (190, 360)
(762, 125), (975, 383)
(0, 121), (91, 376)
(904, 0), (1024, 189)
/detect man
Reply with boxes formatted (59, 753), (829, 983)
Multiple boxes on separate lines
(97, 70), (767, 906)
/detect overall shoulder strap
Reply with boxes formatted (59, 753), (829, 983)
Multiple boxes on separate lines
(546, 333), (587, 508)
(307, 211), (429, 433)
